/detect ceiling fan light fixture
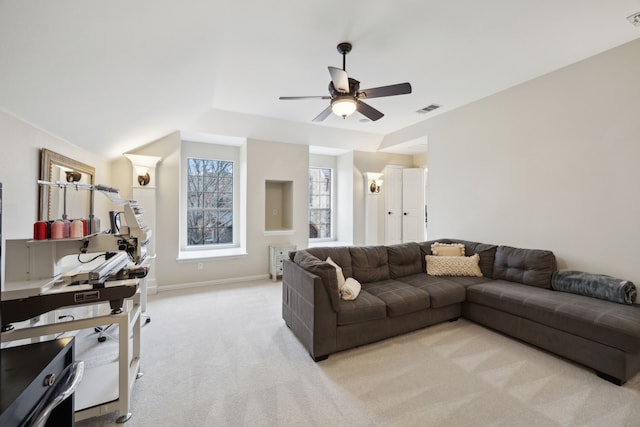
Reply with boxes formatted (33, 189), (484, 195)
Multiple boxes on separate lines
(331, 96), (357, 119)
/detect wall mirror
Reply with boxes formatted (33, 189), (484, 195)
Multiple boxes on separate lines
(39, 149), (95, 221)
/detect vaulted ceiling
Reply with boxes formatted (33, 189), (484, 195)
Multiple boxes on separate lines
(1, 1), (639, 158)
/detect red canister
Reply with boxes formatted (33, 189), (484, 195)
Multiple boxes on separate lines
(33, 221), (47, 240)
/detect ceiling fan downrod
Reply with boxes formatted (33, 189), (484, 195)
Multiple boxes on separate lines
(337, 42), (352, 71)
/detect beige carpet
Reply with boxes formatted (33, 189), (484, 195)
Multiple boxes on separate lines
(76, 279), (640, 427)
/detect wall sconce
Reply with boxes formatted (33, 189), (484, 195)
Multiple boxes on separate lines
(136, 166), (150, 186)
(65, 170), (82, 182)
(364, 172), (384, 195)
(125, 154), (161, 187)
(369, 179), (383, 193)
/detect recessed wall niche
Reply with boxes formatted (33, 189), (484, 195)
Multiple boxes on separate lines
(265, 180), (293, 232)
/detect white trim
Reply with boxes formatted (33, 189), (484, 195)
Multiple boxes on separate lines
(263, 229), (295, 236)
(179, 139), (247, 254)
(176, 248), (248, 262)
(146, 278), (158, 295)
(157, 274), (270, 292)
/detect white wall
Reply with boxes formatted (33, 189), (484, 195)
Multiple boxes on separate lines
(9, 40), (637, 287)
(352, 151), (416, 245)
(127, 133), (310, 288)
(336, 151), (354, 245)
(410, 38), (640, 283)
(0, 110), (112, 239)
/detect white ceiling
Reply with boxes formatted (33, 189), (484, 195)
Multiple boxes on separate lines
(1, 1), (639, 158)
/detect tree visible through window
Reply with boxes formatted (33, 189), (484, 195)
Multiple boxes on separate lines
(187, 158), (233, 246)
(309, 167), (332, 239)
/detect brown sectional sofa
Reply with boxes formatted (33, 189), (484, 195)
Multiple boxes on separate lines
(282, 239), (640, 385)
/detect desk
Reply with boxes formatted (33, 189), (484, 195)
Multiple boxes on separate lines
(1, 337), (75, 427)
(1, 293), (141, 424)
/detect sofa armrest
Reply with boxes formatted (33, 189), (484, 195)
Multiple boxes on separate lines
(282, 259), (337, 360)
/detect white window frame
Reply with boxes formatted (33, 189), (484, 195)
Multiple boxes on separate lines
(178, 138), (247, 261)
(308, 166), (334, 241)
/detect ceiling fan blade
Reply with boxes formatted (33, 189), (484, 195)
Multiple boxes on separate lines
(279, 96), (330, 100)
(312, 105), (333, 122)
(356, 100), (384, 121)
(328, 66), (349, 93)
(359, 82), (412, 99)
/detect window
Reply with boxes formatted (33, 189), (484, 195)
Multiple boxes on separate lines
(178, 137), (246, 261)
(309, 167), (332, 239)
(187, 158), (233, 246)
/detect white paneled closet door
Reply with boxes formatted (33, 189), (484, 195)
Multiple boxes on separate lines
(384, 166), (426, 244)
(401, 168), (426, 243)
(384, 166), (404, 245)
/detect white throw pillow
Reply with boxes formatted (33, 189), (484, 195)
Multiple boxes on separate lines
(426, 254), (482, 277)
(341, 277), (361, 300)
(326, 257), (346, 290)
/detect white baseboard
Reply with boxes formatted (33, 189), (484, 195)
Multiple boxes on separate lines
(146, 278), (158, 295)
(157, 274), (271, 292)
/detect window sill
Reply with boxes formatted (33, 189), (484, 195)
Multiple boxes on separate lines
(176, 247), (248, 262)
(264, 229), (295, 236)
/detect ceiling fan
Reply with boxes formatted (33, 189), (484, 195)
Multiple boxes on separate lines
(279, 42), (412, 122)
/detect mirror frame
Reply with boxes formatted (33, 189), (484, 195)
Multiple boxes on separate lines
(39, 148), (95, 221)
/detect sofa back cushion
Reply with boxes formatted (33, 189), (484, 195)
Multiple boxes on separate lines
(419, 239), (498, 278)
(349, 246), (390, 283)
(293, 250), (341, 311)
(305, 246), (353, 279)
(493, 245), (557, 288)
(387, 242), (422, 279)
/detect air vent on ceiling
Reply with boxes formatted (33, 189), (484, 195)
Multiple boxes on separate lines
(417, 104), (441, 114)
(627, 11), (640, 26)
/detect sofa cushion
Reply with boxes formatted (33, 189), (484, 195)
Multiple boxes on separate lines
(399, 274), (466, 308)
(419, 239), (498, 277)
(305, 246), (353, 279)
(431, 242), (465, 256)
(426, 254), (483, 277)
(387, 242), (423, 279)
(337, 290), (386, 325)
(349, 246), (390, 283)
(293, 250), (340, 312)
(492, 245), (557, 288)
(443, 275), (492, 288)
(466, 281), (640, 353)
(362, 279), (430, 317)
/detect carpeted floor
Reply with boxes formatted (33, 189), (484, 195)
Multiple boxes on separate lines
(76, 279), (640, 427)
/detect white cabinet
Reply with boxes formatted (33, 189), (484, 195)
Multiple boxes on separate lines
(384, 166), (426, 244)
(269, 244), (296, 281)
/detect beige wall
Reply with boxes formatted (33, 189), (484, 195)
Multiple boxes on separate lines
(402, 38), (640, 283)
(0, 110), (112, 241)
(352, 151), (417, 245)
(125, 133), (310, 288)
(6, 39), (636, 287)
